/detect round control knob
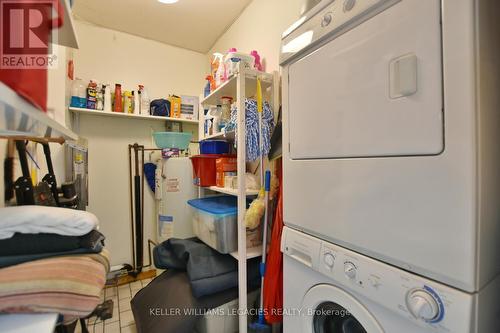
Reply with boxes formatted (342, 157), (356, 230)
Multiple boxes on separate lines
(321, 13), (333, 27)
(344, 262), (357, 279)
(406, 290), (440, 321)
(324, 253), (335, 268)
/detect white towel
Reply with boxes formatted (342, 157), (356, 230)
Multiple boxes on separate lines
(0, 206), (99, 239)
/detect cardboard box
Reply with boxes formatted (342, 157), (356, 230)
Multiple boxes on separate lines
(169, 95), (181, 118)
(216, 157), (237, 187)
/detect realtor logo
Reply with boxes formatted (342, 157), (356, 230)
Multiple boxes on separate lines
(0, 0), (59, 69)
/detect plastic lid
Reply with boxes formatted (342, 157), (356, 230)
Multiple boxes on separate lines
(187, 196), (237, 216)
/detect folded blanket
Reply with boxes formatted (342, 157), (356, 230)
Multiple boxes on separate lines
(0, 206), (99, 240)
(153, 238), (260, 298)
(0, 240), (104, 268)
(0, 230), (105, 256)
(0, 251), (108, 323)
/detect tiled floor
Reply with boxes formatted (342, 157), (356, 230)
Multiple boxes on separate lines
(76, 278), (152, 333)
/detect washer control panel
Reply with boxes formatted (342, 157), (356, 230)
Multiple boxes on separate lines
(282, 227), (474, 333)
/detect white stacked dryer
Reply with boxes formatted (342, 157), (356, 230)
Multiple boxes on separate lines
(280, 0), (500, 331)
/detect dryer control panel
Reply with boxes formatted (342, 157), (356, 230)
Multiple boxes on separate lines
(281, 0), (400, 64)
(282, 227), (475, 333)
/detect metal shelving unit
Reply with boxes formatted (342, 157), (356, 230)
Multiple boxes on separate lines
(0, 82), (78, 142)
(200, 65), (279, 333)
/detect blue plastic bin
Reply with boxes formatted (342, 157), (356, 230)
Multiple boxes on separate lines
(199, 140), (230, 154)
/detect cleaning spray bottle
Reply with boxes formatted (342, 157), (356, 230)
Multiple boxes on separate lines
(251, 50), (263, 71)
(103, 84), (112, 112)
(204, 75), (212, 97)
(133, 90), (140, 114)
(139, 85), (150, 115)
(213, 53), (225, 88)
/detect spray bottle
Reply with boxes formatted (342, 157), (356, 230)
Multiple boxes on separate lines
(103, 84), (112, 112)
(251, 50), (263, 71)
(213, 53), (225, 88)
(139, 85), (150, 115)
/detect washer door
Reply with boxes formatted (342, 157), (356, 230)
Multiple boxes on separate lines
(302, 284), (383, 333)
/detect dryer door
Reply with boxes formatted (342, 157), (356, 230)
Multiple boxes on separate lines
(287, 0), (443, 159)
(302, 284), (383, 333)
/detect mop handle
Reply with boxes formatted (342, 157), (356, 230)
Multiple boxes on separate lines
(257, 77), (265, 189)
(261, 170), (271, 266)
(259, 170), (271, 320)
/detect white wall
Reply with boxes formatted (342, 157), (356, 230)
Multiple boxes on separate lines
(73, 20), (207, 266)
(209, 0), (302, 72)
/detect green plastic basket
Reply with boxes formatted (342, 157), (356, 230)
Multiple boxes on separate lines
(153, 132), (192, 150)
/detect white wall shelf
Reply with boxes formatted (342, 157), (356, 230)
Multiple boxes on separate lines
(208, 186), (259, 197)
(0, 82), (78, 142)
(201, 69), (274, 106)
(69, 107), (199, 124)
(203, 131), (235, 141)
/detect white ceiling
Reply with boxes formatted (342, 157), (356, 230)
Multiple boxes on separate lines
(72, 0), (253, 53)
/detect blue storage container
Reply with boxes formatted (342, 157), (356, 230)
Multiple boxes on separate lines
(200, 140), (230, 154)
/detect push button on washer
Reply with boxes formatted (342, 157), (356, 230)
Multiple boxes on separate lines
(343, 0), (356, 12)
(321, 13), (333, 27)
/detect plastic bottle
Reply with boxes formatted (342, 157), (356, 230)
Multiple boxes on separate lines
(96, 84), (104, 110)
(114, 84), (123, 112)
(103, 84), (112, 112)
(214, 53), (225, 88)
(204, 75), (212, 97)
(251, 50), (263, 71)
(221, 96), (232, 122)
(139, 85), (150, 115)
(70, 78), (86, 108)
(123, 91), (133, 113)
(133, 90), (140, 114)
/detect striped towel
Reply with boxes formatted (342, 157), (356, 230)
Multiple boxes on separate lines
(0, 250), (109, 322)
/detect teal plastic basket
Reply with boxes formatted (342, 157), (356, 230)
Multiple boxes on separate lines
(153, 132), (192, 150)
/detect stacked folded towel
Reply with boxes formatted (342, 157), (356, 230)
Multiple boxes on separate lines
(0, 206), (104, 268)
(0, 206), (109, 321)
(0, 206), (98, 239)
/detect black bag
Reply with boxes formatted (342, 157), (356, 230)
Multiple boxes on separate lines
(150, 99), (171, 117)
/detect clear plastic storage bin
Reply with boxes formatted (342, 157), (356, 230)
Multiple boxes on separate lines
(187, 196), (261, 253)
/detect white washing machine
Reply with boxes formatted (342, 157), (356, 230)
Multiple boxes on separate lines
(280, 0), (500, 293)
(282, 227), (500, 332)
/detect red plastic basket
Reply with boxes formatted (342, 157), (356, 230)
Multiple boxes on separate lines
(190, 154), (235, 187)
